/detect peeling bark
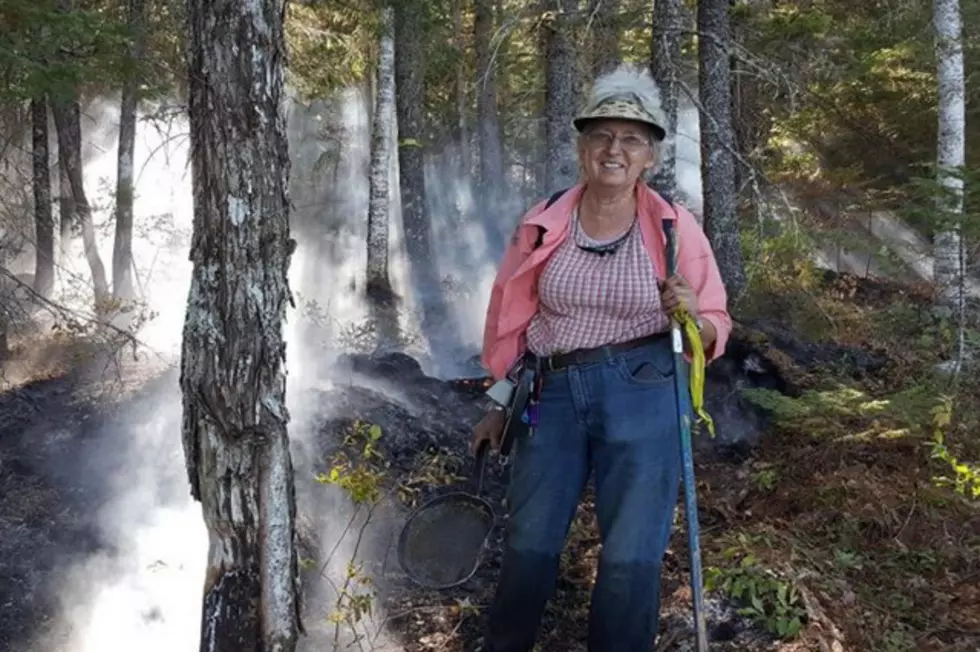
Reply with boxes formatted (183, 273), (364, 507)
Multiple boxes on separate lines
(31, 96), (54, 298)
(366, 4), (395, 303)
(182, 0), (300, 650)
(112, 0), (146, 303)
(544, 0), (580, 193)
(932, 0), (966, 318)
(649, 0), (682, 202)
(698, 0), (746, 299)
(51, 96), (110, 307)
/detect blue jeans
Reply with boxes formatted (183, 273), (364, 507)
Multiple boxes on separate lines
(484, 336), (687, 652)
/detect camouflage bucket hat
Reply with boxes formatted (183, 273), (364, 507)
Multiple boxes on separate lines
(573, 93), (667, 141)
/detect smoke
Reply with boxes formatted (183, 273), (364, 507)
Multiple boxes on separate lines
(22, 84), (418, 652)
(675, 103), (704, 217)
(8, 67), (706, 652)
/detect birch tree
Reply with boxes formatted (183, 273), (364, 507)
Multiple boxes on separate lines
(932, 0), (966, 332)
(366, 3), (396, 302)
(181, 0), (300, 649)
(649, 0), (682, 202)
(544, 0), (580, 192)
(698, 0), (746, 298)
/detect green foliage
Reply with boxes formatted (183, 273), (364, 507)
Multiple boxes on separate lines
(742, 383), (935, 439)
(314, 419), (387, 645)
(929, 396), (980, 500)
(316, 419), (386, 505)
(743, 384), (980, 501)
(0, 0), (133, 102)
(748, 0), (980, 190)
(706, 536), (807, 640)
(326, 559), (376, 635)
(902, 165), (980, 239)
(285, 0), (376, 99)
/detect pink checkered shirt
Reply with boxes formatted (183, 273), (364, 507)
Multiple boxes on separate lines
(525, 211), (670, 357)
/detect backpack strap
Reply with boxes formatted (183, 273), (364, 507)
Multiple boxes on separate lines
(544, 188), (568, 209)
(532, 187), (677, 255)
(531, 188), (570, 250)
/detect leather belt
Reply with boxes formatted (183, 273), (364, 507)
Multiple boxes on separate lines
(529, 331), (670, 373)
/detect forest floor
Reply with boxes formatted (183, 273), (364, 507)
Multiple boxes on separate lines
(0, 270), (978, 652)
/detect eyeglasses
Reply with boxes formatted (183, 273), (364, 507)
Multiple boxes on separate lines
(583, 130), (651, 152)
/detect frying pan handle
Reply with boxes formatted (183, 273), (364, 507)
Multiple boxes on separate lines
(473, 437), (490, 495)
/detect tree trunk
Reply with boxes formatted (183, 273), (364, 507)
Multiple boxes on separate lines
(932, 0), (965, 305)
(31, 96), (54, 298)
(451, 0), (471, 178)
(932, 0), (966, 365)
(51, 95), (111, 308)
(366, 4), (396, 303)
(182, 0), (301, 650)
(394, 0), (429, 265)
(475, 0), (505, 204)
(395, 0), (462, 356)
(395, 1), (434, 284)
(58, 148), (74, 258)
(112, 0), (146, 304)
(544, 0), (580, 193)
(698, 0), (746, 299)
(588, 0), (620, 77)
(649, 0), (682, 203)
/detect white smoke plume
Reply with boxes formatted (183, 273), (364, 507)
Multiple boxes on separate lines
(5, 62), (704, 651)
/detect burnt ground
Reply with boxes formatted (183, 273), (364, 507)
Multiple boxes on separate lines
(2, 273), (979, 652)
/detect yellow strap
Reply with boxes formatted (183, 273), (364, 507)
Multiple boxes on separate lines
(673, 309), (716, 437)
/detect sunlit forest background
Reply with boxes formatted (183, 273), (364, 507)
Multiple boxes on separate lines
(0, 0), (978, 651)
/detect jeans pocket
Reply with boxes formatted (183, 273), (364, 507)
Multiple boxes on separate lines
(614, 354), (674, 387)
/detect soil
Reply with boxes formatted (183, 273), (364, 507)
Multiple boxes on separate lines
(1, 287), (978, 652)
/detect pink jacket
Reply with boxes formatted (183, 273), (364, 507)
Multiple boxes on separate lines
(481, 182), (732, 381)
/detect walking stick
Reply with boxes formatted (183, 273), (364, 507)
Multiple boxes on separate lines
(662, 218), (710, 652)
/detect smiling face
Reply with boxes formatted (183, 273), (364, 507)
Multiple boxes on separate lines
(577, 118), (658, 191)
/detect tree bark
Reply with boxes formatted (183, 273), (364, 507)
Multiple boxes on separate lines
(544, 0), (580, 193)
(112, 0), (146, 303)
(394, 0), (429, 265)
(451, 0), (471, 178)
(932, 0), (965, 310)
(51, 95), (111, 307)
(698, 0), (746, 299)
(31, 96), (54, 298)
(366, 4), (396, 302)
(395, 1), (436, 282)
(475, 0), (505, 204)
(932, 0), (966, 368)
(649, 0), (682, 203)
(182, 0), (300, 650)
(58, 147), (74, 258)
(588, 0), (620, 77)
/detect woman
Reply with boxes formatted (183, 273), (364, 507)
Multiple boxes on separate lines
(472, 64), (732, 652)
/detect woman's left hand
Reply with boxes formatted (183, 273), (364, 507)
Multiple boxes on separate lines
(660, 274), (699, 318)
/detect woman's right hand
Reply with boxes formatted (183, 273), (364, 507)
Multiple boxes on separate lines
(470, 407), (507, 455)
